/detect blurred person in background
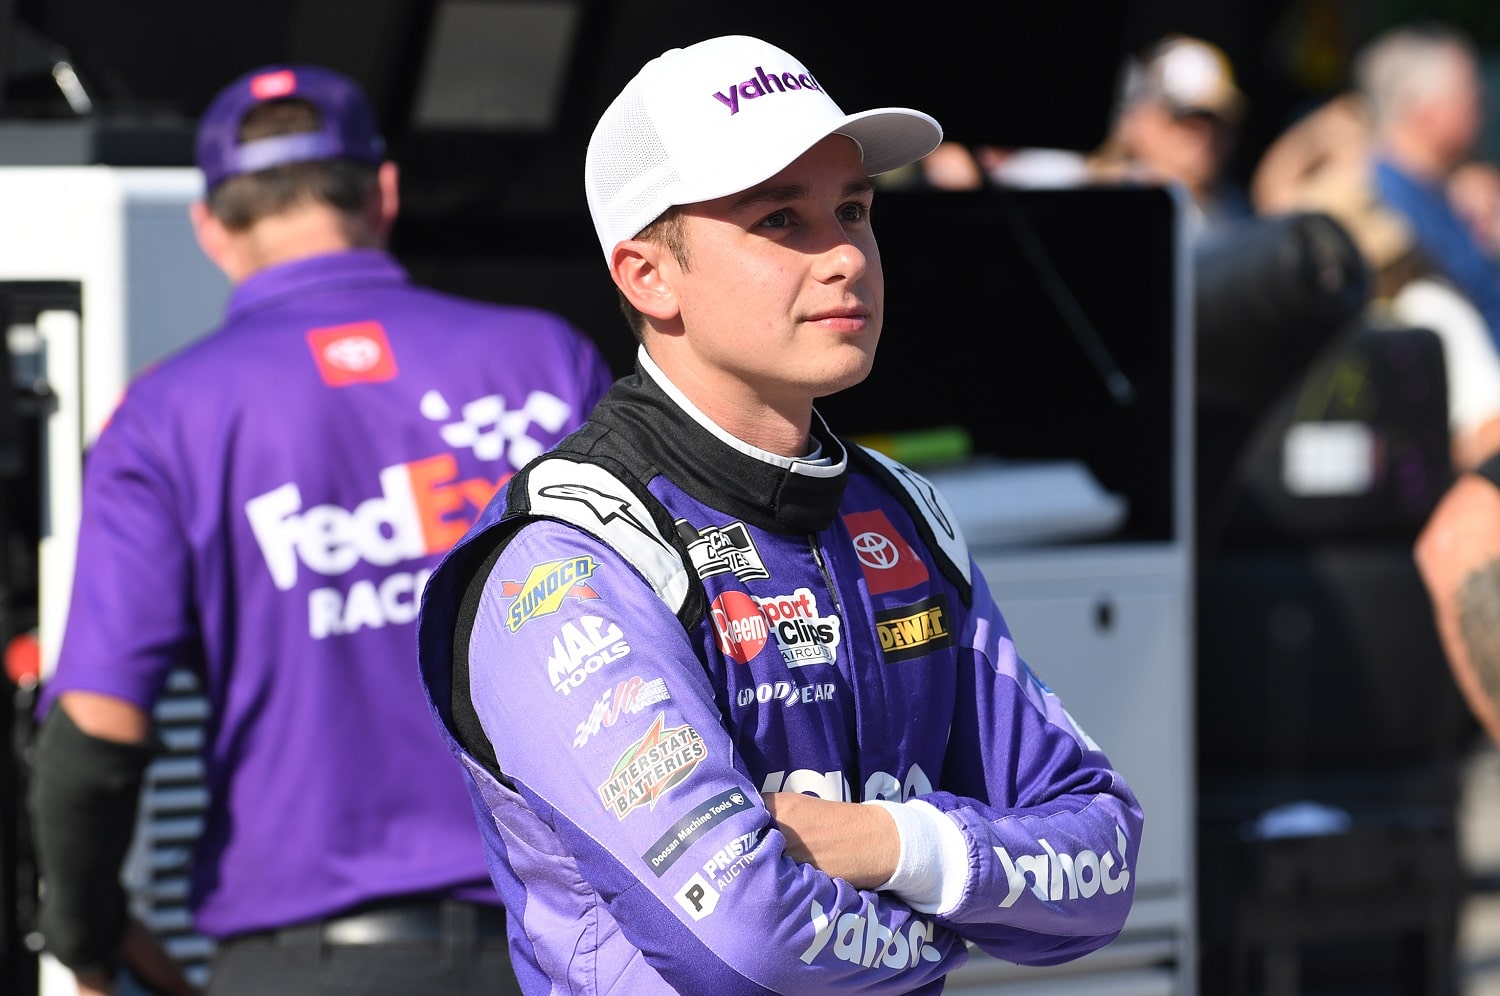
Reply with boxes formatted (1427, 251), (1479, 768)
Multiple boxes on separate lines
(1365, 220), (1500, 472)
(1448, 159), (1500, 260)
(1417, 456), (1500, 746)
(1251, 88), (1373, 218)
(24, 64), (613, 995)
(915, 140), (1094, 191)
(915, 32), (1254, 213)
(1355, 22), (1500, 346)
(1254, 69), (1500, 264)
(1091, 33), (1257, 241)
(1251, 84), (1500, 472)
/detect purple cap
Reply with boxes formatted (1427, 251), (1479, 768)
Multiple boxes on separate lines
(196, 64), (386, 191)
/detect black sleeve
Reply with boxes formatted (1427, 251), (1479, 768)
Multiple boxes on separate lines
(1475, 451), (1500, 491)
(26, 701), (159, 977)
(452, 528), (510, 785)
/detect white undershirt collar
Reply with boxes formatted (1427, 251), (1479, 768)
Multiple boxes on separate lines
(638, 346), (840, 476)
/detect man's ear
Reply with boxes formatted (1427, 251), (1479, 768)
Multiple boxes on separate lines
(371, 161), (399, 241)
(611, 239), (680, 323)
(189, 200), (238, 278)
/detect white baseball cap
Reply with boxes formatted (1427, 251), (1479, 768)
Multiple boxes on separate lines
(1132, 34), (1246, 123)
(584, 34), (943, 261)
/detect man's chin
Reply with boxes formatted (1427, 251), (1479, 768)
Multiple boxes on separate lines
(813, 352), (878, 400)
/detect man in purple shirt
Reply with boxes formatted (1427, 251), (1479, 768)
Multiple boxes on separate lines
(26, 64), (613, 995)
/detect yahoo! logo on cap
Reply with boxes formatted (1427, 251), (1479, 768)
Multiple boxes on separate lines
(712, 66), (823, 115)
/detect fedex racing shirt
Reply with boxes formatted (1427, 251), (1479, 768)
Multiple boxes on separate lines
(417, 353), (1144, 994)
(39, 249), (614, 938)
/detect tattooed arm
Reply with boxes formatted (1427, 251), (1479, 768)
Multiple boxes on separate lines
(1416, 468), (1500, 745)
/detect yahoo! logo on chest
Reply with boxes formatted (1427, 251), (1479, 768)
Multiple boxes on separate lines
(712, 66), (823, 114)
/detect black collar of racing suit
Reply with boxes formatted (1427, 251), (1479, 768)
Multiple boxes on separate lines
(587, 360), (849, 536)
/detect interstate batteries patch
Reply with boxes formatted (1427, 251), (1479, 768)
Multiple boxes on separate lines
(597, 713), (708, 819)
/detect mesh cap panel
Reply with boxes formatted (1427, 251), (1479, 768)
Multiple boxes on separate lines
(586, 83), (682, 255)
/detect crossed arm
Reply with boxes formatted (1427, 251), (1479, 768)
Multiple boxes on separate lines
(761, 792), (899, 889)
(1415, 467), (1500, 746)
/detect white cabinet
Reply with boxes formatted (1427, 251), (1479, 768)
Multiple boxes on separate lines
(943, 544), (1195, 995)
(0, 166), (229, 996)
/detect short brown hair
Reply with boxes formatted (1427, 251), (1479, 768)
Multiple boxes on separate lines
(206, 99), (379, 231)
(617, 207), (689, 342)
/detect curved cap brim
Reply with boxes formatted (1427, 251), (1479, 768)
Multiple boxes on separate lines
(836, 107), (944, 177)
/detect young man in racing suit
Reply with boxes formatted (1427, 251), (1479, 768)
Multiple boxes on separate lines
(416, 34), (1145, 993)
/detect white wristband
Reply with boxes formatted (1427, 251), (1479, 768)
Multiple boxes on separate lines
(862, 798), (968, 914)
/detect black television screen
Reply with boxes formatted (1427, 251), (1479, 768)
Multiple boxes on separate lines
(819, 183), (1184, 544)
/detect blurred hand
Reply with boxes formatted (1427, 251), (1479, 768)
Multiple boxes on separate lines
(920, 142), (984, 191)
(74, 974), (110, 996)
(74, 917), (200, 996)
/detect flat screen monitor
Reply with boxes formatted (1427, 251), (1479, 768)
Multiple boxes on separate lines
(819, 183), (1184, 544)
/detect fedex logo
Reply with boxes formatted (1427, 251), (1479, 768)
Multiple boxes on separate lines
(246, 453), (503, 591)
(712, 65), (822, 114)
(244, 382), (574, 631)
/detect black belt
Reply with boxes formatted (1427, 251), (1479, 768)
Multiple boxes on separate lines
(250, 899), (507, 948)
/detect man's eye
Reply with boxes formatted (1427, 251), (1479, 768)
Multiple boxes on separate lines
(839, 203), (868, 222)
(759, 211), (790, 229)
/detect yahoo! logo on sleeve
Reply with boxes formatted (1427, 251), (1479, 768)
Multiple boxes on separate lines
(712, 66), (822, 114)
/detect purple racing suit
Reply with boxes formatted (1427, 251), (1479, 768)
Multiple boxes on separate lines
(39, 249), (614, 938)
(417, 354), (1144, 994)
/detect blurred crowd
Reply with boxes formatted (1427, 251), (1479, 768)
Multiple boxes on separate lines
(919, 21), (1500, 476)
(913, 22), (1500, 793)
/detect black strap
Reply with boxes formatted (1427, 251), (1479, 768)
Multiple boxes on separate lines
(451, 527), (514, 783)
(233, 900), (504, 951)
(27, 702), (159, 976)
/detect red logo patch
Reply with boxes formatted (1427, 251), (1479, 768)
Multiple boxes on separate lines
(710, 590), (770, 664)
(843, 509), (929, 594)
(249, 69), (297, 100)
(306, 321), (398, 386)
